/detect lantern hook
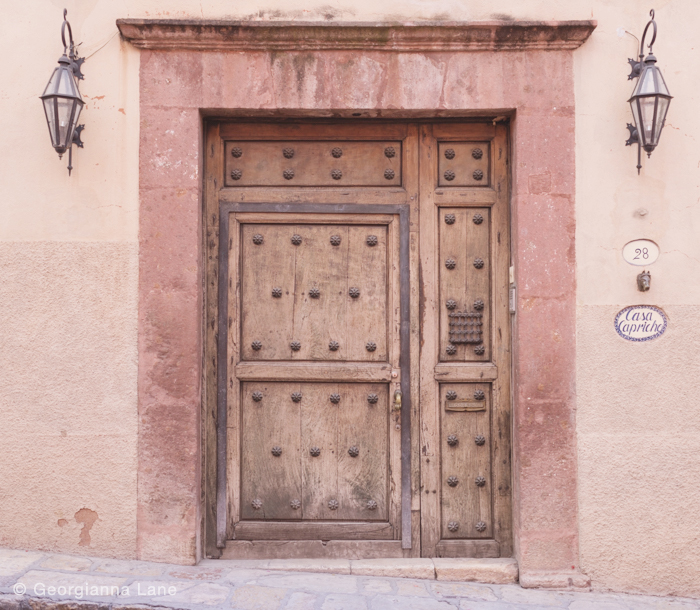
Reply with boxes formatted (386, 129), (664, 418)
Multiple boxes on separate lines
(60, 9), (85, 80)
(627, 9), (657, 80)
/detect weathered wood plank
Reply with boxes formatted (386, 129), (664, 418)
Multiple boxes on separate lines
(435, 539), (500, 558)
(235, 362), (393, 382)
(433, 363), (498, 381)
(234, 521), (393, 540)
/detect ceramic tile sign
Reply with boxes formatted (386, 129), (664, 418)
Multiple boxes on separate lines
(615, 305), (667, 342)
(622, 239), (659, 266)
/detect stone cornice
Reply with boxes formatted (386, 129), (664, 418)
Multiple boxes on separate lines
(116, 19), (596, 52)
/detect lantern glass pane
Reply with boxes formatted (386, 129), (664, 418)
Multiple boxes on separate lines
(639, 68), (657, 95)
(630, 99), (641, 136)
(58, 67), (78, 97)
(639, 97), (656, 147)
(56, 97), (76, 149)
(653, 97), (670, 145)
(42, 67), (61, 96)
(656, 69), (670, 96)
(43, 98), (58, 148)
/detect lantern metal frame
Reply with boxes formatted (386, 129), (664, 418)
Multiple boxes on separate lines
(40, 9), (85, 175)
(625, 9), (672, 174)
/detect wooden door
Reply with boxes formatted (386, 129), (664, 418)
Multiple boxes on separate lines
(203, 121), (511, 559)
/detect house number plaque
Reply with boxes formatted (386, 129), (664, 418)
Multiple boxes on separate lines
(622, 239), (659, 266)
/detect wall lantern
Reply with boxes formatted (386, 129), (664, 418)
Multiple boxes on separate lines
(625, 9), (672, 174)
(40, 9), (85, 175)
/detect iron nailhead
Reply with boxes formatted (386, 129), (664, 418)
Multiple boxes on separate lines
(473, 213), (484, 225)
(447, 476), (459, 487)
(231, 147), (243, 158)
(367, 500), (378, 510)
(366, 235), (378, 246)
(384, 169), (395, 180)
(271, 446), (282, 456)
(290, 341), (301, 351)
(252, 391), (263, 402)
(291, 392), (302, 403)
(331, 147), (343, 158)
(446, 344), (457, 355)
(447, 434), (458, 446)
(445, 259), (456, 269)
(251, 341), (262, 351)
(309, 288), (320, 299)
(475, 435), (486, 446)
(444, 148), (456, 159)
(331, 169), (343, 180)
(444, 213), (456, 224)
(474, 299), (484, 311)
(231, 169), (242, 180)
(329, 340), (340, 351)
(474, 344), (486, 355)
(283, 169), (295, 180)
(475, 476), (486, 487)
(448, 521), (460, 532)
(446, 390), (457, 401)
(310, 446), (321, 456)
(367, 393), (379, 404)
(252, 234), (263, 244)
(349, 287), (361, 298)
(252, 499), (262, 510)
(283, 147), (295, 158)
(348, 446), (359, 457)
(473, 169), (484, 181)
(444, 170), (456, 181)
(330, 393), (341, 404)
(472, 148), (483, 159)
(330, 235), (342, 246)
(384, 146), (396, 158)
(474, 389), (485, 400)
(328, 499), (339, 510)
(366, 341), (377, 352)
(475, 521), (487, 532)
(474, 258), (485, 269)
(272, 287), (282, 298)
(290, 499), (301, 510)
(291, 234), (302, 245)
(446, 299), (457, 310)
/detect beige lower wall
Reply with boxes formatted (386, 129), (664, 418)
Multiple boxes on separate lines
(0, 242), (138, 559)
(577, 304), (700, 597)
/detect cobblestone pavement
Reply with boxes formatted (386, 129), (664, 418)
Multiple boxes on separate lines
(1, 549), (698, 610)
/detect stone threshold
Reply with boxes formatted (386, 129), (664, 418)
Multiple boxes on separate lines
(200, 557), (518, 584)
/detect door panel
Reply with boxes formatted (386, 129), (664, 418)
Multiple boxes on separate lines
(205, 121), (511, 559)
(230, 211), (402, 545)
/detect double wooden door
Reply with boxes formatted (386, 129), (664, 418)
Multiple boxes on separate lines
(204, 121), (511, 559)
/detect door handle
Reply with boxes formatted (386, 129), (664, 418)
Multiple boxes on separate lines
(392, 389), (402, 412)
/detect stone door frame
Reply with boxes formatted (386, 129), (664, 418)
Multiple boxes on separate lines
(118, 18), (595, 587)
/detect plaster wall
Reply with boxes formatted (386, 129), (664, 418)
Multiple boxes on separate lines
(0, 0), (698, 598)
